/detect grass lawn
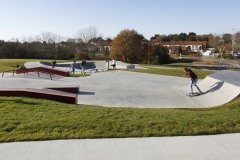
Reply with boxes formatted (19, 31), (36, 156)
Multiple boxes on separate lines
(0, 59), (69, 71)
(0, 96), (240, 142)
(128, 66), (214, 79)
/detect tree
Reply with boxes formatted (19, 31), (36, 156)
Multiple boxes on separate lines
(39, 32), (66, 59)
(178, 33), (187, 41)
(74, 26), (101, 58)
(206, 34), (221, 49)
(235, 32), (240, 44)
(111, 29), (144, 63)
(106, 38), (112, 43)
(154, 35), (169, 42)
(75, 26), (99, 43)
(151, 45), (170, 64)
(222, 33), (232, 44)
(235, 32), (240, 51)
(150, 34), (160, 42)
(187, 32), (197, 41)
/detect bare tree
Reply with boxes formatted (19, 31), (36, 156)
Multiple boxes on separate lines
(75, 26), (99, 43)
(40, 32), (65, 43)
(21, 35), (42, 43)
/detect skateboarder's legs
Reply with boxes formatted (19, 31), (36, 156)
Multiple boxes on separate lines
(189, 78), (202, 94)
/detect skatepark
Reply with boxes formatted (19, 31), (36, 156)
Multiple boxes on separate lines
(0, 61), (240, 160)
(1, 61), (240, 108)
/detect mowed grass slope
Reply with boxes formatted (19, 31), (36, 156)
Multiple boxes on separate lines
(0, 96), (240, 142)
(128, 66), (214, 79)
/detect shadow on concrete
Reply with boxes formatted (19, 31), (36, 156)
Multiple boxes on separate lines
(40, 61), (98, 70)
(204, 81), (224, 94)
(79, 91), (95, 95)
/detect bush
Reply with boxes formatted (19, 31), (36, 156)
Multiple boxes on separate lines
(189, 52), (201, 57)
(81, 60), (86, 66)
(150, 45), (170, 64)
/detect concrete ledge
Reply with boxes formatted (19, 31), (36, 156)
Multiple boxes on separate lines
(0, 88), (77, 104)
(115, 65), (135, 69)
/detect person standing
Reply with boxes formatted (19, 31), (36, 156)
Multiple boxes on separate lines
(52, 60), (56, 68)
(81, 60), (86, 74)
(184, 67), (202, 95)
(70, 61), (77, 74)
(111, 59), (116, 69)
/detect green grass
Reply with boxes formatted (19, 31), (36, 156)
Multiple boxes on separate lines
(70, 73), (91, 77)
(128, 66), (214, 79)
(0, 96), (240, 142)
(0, 59), (69, 72)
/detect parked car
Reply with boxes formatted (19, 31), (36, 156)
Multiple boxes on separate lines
(230, 50), (239, 55)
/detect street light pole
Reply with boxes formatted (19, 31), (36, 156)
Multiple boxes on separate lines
(219, 39), (224, 66)
(148, 44), (150, 66)
(142, 39), (151, 66)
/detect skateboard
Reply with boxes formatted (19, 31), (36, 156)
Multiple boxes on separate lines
(186, 92), (201, 97)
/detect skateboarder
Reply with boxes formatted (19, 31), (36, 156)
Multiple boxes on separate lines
(183, 67), (202, 96)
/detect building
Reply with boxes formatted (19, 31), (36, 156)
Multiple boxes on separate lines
(155, 41), (207, 54)
(95, 42), (111, 53)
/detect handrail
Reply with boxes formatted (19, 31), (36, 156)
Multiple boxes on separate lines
(1, 70), (16, 77)
(2, 67), (70, 79)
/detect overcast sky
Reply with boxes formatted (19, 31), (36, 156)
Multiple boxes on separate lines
(1, 0), (240, 41)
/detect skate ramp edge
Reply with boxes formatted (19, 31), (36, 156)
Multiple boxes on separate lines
(0, 88), (77, 104)
(193, 76), (240, 107)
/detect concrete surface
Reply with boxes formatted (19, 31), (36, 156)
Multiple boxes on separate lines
(1, 61), (240, 160)
(0, 134), (239, 160)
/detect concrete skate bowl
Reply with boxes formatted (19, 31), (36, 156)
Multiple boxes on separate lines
(69, 61), (135, 70)
(180, 71), (240, 108)
(40, 61), (82, 69)
(85, 61), (135, 70)
(40, 61), (100, 71)
(39, 61), (135, 70)
(39, 61), (104, 69)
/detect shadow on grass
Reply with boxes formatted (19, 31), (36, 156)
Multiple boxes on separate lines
(0, 97), (39, 105)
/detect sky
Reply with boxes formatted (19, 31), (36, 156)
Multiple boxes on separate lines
(1, 0), (240, 41)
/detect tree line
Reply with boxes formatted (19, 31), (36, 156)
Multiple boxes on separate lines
(1, 27), (240, 65)
(150, 32), (240, 52)
(0, 28), (112, 60)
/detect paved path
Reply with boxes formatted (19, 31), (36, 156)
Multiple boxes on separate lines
(0, 134), (239, 160)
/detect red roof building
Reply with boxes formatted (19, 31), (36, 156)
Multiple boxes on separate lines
(155, 41), (207, 53)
